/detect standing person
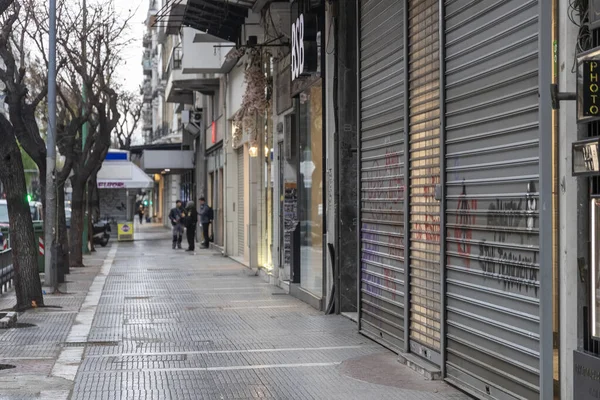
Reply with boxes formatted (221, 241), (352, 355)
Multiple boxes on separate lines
(198, 197), (213, 249)
(138, 203), (144, 224)
(184, 201), (198, 252)
(168, 200), (185, 249)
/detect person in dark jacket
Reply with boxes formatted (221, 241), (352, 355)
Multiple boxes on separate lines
(184, 201), (198, 252)
(198, 197), (213, 249)
(168, 200), (185, 249)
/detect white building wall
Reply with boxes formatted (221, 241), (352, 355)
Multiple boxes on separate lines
(225, 62), (246, 258)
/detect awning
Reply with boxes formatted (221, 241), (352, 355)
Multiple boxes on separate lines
(154, 0), (255, 43)
(97, 161), (154, 189)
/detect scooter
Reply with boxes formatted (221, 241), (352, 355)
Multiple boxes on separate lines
(92, 220), (111, 247)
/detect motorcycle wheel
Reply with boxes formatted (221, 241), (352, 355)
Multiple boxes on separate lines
(100, 236), (109, 247)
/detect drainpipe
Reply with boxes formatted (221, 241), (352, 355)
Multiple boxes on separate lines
(551, 2), (560, 398)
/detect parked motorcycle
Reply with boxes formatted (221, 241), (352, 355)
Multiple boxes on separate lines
(92, 220), (111, 247)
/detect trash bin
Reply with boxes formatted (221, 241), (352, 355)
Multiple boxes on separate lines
(32, 222), (44, 273)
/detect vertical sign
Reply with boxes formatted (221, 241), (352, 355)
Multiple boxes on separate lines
(583, 60), (600, 117)
(290, 11), (318, 81)
(211, 121), (216, 144)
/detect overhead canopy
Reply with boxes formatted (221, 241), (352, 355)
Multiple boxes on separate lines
(97, 161), (154, 190)
(155, 0), (254, 43)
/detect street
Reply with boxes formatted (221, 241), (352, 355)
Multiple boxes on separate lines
(0, 224), (468, 399)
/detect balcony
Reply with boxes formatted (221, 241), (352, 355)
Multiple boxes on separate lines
(182, 28), (236, 74)
(141, 79), (152, 102)
(142, 48), (152, 74)
(143, 32), (152, 48)
(165, 42), (220, 105)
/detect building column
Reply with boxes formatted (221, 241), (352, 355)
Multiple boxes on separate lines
(559, 0), (586, 397)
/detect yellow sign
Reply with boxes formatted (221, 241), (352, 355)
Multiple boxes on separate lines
(117, 222), (134, 241)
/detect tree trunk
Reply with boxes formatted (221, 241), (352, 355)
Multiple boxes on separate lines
(69, 180), (85, 269)
(56, 186), (70, 276)
(0, 126), (44, 310)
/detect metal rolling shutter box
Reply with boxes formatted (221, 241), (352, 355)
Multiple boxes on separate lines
(443, 1), (540, 398)
(237, 148), (245, 257)
(358, 0), (406, 352)
(408, 0), (442, 363)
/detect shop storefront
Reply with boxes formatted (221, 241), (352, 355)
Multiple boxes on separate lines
(289, 0), (325, 304)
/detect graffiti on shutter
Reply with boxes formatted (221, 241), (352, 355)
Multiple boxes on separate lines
(358, 0), (406, 352)
(443, 0), (540, 398)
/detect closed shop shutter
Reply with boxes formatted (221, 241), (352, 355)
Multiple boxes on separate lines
(358, 0), (406, 352)
(407, 0), (442, 364)
(237, 148), (245, 257)
(443, 1), (540, 399)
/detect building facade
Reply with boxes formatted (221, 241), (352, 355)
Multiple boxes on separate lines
(139, 0), (597, 399)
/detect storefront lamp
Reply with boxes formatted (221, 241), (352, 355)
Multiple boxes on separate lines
(249, 145), (258, 157)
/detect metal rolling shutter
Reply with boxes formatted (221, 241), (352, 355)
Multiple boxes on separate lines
(443, 1), (540, 399)
(358, 0), (406, 352)
(407, 0), (441, 363)
(237, 148), (245, 257)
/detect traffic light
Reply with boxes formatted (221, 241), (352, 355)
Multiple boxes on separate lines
(143, 200), (148, 206)
(26, 194), (32, 202)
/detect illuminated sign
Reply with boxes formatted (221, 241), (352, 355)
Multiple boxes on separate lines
(573, 138), (600, 176)
(291, 12), (318, 81)
(577, 48), (600, 123)
(583, 61), (600, 117)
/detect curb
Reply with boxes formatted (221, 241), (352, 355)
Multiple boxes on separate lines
(0, 311), (17, 328)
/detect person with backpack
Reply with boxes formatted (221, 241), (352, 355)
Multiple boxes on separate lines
(198, 196), (213, 249)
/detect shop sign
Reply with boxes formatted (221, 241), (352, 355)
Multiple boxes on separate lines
(573, 138), (600, 176)
(291, 13), (318, 81)
(574, 350), (600, 399)
(98, 182), (125, 188)
(577, 48), (600, 123)
(583, 61), (600, 117)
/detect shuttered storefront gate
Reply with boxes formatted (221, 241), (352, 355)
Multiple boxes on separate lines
(237, 148), (245, 257)
(443, 1), (540, 398)
(358, 0), (406, 352)
(407, 0), (442, 364)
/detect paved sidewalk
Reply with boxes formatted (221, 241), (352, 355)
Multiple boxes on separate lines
(0, 244), (113, 400)
(64, 225), (469, 400)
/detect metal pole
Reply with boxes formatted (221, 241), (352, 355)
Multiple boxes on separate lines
(44, 0), (57, 288)
(539, 0), (554, 398)
(81, 0), (90, 255)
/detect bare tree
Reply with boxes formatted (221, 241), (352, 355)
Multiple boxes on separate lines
(57, 0), (130, 268)
(114, 90), (142, 150)
(0, 0), (43, 310)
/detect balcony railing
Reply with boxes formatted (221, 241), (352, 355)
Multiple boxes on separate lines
(143, 33), (152, 47)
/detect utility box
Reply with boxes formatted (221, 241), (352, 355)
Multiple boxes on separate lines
(117, 222), (134, 242)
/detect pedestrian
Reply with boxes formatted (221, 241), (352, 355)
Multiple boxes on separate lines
(169, 200), (185, 249)
(184, 201), (198, 252)
(198, 197), (213, 249)
(138, 203), (144, 224)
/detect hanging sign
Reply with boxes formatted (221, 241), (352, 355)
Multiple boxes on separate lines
(573, 138), (600, 176)
(291, 12), (318, 81)
(577, 48), (600, 123)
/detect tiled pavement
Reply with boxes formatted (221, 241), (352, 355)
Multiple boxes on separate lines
(0, 244), (111, 400)
(0, 224), (471, 399)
